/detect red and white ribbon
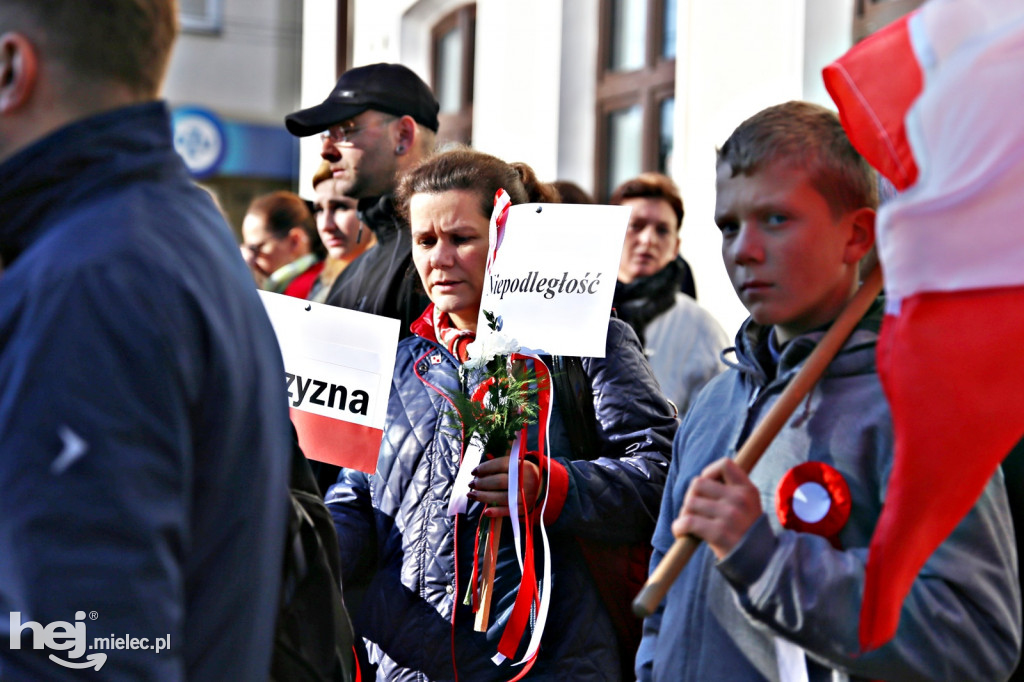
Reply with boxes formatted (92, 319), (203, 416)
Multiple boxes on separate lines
(493, 353), (552, 672)
(487, 189), (512, 272)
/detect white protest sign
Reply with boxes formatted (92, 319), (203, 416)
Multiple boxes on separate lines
(477, 202), (630, 358)
(259, 291), (400, 473)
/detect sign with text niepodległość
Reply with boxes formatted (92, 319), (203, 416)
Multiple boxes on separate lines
(478, 202), (630, 358)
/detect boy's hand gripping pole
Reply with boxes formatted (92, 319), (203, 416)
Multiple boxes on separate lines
(632, 264), (883, 618)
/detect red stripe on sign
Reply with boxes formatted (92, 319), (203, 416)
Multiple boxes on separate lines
(289, 408), (383, 473)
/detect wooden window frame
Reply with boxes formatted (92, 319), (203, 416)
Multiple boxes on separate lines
(431, 4), (476, 146)
(595, 0), (676, 201)
(336, 0), (351, 78)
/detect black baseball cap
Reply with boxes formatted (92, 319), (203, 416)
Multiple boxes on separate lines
(285, 63), (440, 136)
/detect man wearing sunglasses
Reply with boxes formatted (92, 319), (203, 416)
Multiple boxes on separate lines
(286, 63), (437, 337)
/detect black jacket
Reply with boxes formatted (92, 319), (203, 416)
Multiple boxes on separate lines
(323, 194), (429, 338)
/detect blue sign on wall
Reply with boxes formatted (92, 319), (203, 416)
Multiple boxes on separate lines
(171, 106), (298, 181)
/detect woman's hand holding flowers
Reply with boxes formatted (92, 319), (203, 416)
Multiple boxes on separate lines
(468, 454), (542, 517)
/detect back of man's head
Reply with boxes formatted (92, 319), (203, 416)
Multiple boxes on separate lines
(717, 101), (878, 217)
(246, 190), (317, 245)
(1, 0), (178, 101)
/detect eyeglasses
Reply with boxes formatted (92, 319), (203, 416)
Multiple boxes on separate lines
(318, 117), (394, 146)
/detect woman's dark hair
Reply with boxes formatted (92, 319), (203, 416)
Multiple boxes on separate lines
(551, 180), (595, 205)
(245, 190), (325, 258)
(511, 162), (561, 204)
(396, 148), (556, 222)
(609, 172), (684, 231)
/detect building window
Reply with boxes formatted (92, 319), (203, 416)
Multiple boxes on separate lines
(431, 5), (476, 146)
(595, 0), (676, 200)
(179, 0), (223, 34)
(607, 104), (643, 192)
(336, 0), (352, 78)
(853, 0), (926, 41)
(658, 96), (674, 172)
(609, 0), (647, 71)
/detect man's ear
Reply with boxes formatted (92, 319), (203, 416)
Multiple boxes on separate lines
(394, 115), (416, 156)
(843, 206), (876, 265)
(0, 32), (38, 113)
(287, 226), (310, 252)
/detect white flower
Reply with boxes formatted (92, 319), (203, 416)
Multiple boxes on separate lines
(463, 328), (520, 370)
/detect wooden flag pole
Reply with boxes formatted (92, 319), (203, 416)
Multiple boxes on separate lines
(632, 264), (883, 618)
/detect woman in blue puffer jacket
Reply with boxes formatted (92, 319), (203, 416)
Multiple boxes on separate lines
(325, 148), (677, 681)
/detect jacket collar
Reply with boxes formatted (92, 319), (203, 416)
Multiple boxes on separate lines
(356, 194), (402, 243)
(613, 256), (686, 306)
(410, 302), (440, 344)
(0, 101), (174, 266)
(725, 294), (885, 386)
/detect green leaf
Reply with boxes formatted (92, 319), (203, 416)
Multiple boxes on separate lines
(443, 355), (545, 453)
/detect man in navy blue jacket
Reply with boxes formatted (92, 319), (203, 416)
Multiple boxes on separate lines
(0, 2), (291, 680)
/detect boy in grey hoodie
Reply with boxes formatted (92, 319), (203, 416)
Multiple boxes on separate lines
(636, 101), (1021, 682)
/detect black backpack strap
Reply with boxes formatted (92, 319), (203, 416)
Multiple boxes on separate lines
(270, 429), (356, 682)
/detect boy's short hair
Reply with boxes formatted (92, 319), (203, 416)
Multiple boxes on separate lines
(609, 172), (685, 231)
(1, 0), (178, 98)
(717, 101), (878, 216)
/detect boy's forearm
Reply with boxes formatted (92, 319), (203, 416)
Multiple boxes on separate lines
(721, 476), (1021, 680)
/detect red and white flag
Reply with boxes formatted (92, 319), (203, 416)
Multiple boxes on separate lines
(823, 0), (1024, 652)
